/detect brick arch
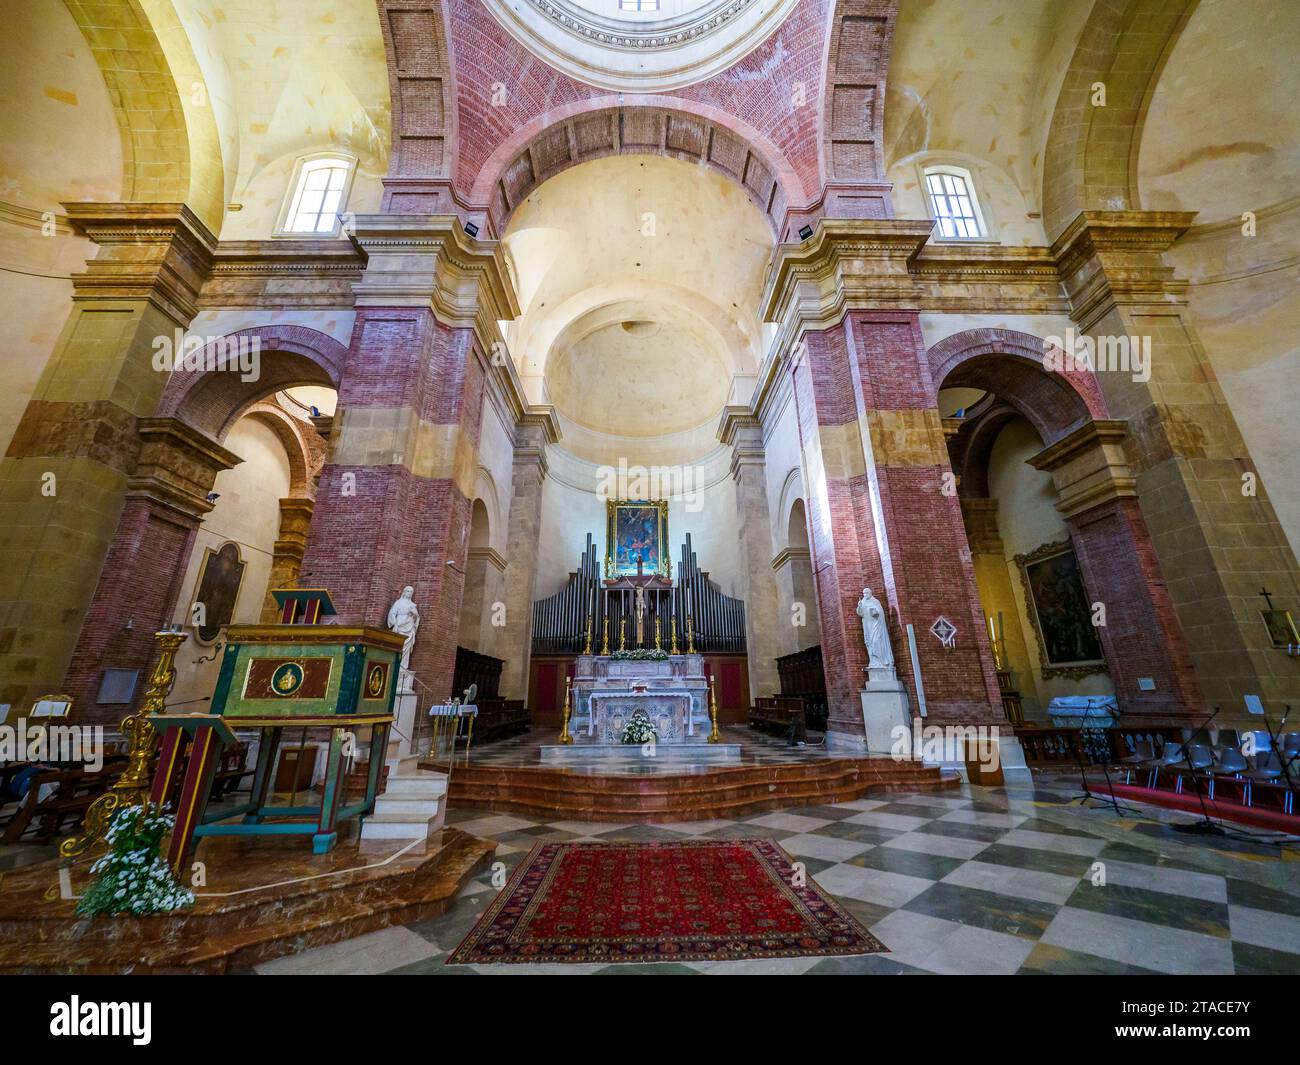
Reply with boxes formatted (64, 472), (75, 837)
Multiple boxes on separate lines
(468, 100), (803, 238)
(240, 402), (323, 500)
(1041, 0), (1199, 239)
(927, 327), (1109, 447)
(157, 325), (347, 440)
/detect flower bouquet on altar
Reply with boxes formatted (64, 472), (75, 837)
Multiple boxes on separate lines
(612, 648), (668, 661)
(620, 709), (658, 745)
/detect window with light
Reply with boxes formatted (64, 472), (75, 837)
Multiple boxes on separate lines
(924, 167), (985, 240)
(283, 157), (353, 235)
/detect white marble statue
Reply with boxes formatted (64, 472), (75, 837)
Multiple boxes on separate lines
(387, 585), (421, 674)
(856, 587), (895, 672)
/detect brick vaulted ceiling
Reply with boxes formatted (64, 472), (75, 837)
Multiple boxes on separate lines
(374, 0), (900, 228)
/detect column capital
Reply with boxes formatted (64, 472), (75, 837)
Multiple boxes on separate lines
(63, 202), (218, 323)
(760, 218), (934, 336)
(1051, 209), (1198, 326)
(349, 214), (520, 350)
(1028, 419), (1136, 519)
(128, 417), (241, 520)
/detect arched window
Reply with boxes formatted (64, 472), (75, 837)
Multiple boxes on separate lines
(278, 154), (356, 236)
(922, 165), (986, 241)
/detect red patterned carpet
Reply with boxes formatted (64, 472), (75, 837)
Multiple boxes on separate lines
(449, 838), (887, 964)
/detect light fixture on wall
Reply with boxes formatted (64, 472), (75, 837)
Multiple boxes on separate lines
(206, 492), (221, 503)
(464, 221), (479, 238)
(798, 224), (814, 240)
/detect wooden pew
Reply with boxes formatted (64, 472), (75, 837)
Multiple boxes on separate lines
(748, 696), (808, 742)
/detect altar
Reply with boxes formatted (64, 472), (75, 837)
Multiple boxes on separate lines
(569, 653), (710, 744)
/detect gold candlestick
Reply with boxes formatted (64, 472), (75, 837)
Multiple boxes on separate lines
(584, 614), (593, 656)
(670, 616), (679, 655)
(601, 617), (610, 656)
(619, 618), (626, 651)
(707, 675), (722, 744)
(61, 628), (187, 858)
(558, 678), (574, 744)
(654, 617), (662, 651)
(686, 613), (695, 655)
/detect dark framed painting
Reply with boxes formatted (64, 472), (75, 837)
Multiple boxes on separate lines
(190, 542), (246, 644)
(1015, 540), (1107, 680)
(1261, 609), (1298, 649)
(605, 499), (670, 578)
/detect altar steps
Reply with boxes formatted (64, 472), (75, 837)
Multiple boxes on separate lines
(445, 757), (958, 822)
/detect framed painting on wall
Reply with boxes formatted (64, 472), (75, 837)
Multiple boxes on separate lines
(1015, 540), (1107, 680)
(605, 499), (670, 578)
(189, 542), (246, 644)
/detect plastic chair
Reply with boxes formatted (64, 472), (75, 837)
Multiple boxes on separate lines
(1180, 743), (1216, 797)
(1118, 737), (1156, 786)
(1215, 746), (1251, 804)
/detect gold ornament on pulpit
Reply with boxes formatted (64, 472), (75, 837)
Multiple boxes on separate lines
(602, 617), (610, 656)
(619, 618), (627, 652)
(61, 628), (188, 859)
(707, 675), (722, 744)
(584, 613), (593, 656)
(670, 616), (679, 655)
(686, 613), (696, 655)
(558, 677), (574, 745)
(654, 617), (662, 651)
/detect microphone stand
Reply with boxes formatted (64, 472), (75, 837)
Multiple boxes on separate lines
(1172, 707), (1224, 836)
(1256, 705), (1300, 821)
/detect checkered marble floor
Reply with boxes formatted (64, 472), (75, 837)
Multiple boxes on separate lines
(252, 776), (1300, 975)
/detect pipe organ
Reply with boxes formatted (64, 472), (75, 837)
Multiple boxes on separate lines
(531, 533), (746, 655)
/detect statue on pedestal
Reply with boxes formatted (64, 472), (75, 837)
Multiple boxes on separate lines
(856, 587), (895, 674)
(387, 585), (421, 676)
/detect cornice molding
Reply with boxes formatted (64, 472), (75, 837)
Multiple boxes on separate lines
(468, 546), (509, 573)
(62, 202), (218, 323)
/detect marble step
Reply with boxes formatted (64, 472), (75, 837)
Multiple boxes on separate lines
(445, 759), (959, 822)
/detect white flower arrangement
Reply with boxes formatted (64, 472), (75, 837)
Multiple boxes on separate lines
(77, 804), (195, 916)
(620, 709), (658, 745)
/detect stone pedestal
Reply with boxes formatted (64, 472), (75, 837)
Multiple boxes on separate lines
(391, 689), (418, 758)
(860, 676), (910, 756)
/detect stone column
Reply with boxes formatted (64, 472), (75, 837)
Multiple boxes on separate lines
(1054, 212), (1300, 711)
(719, 409), (782, 701)
(63, 419), (240, 723)
(498, 413), (557, 701)
(298, 217), (519, 700)
(259, 498), (316, 621)
(761, 221), (1004, 747)
(0, 205), (215, 718)
(1029, 420), (1204, 721)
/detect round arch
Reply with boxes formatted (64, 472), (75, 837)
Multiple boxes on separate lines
(468, 99), (803, 238)
(927, 327), (1109, 447)
(157, 325), (348, 441)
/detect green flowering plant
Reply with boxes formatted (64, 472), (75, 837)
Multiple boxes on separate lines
(76, 804), (195, 916)
(611, 648), (669, 661)
(620, 709), (658, 745)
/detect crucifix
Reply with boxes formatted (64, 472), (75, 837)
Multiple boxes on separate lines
(1260, 587), (1276, 611)
(634, 583), (647, 647)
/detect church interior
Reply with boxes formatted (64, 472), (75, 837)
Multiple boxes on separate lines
(0, 0), (1298, 985)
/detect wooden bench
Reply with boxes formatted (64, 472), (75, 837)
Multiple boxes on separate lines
(472, 698), (531, 745)
(0, 757), (127, 844)
(748, 696), (807, 743)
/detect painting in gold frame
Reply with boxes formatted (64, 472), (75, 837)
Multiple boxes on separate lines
(605, 499), (670, 579)
(1015, 540), (1108, 680)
